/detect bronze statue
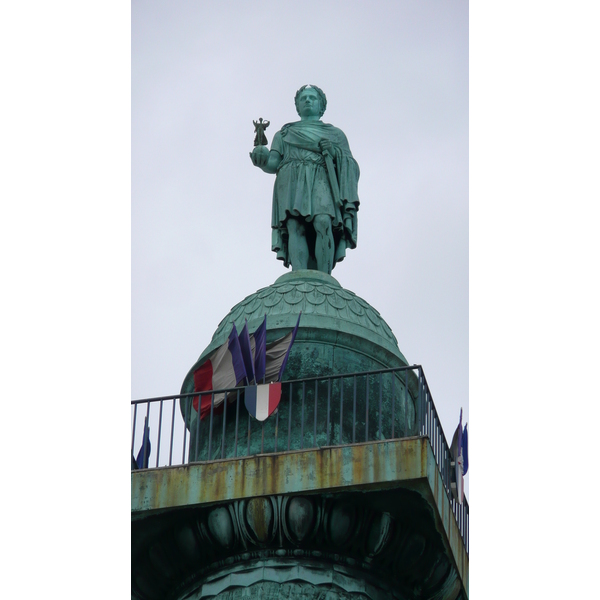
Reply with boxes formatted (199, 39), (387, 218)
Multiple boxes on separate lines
(250, 85), (359, 275)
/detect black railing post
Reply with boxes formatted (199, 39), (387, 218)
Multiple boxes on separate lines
(326, 378), (331, 446)
(234, 390), (240, 458)
(378, 372), (383, 440)
(339, 377), (344, 444)
(391, 372), (395, 438)
(352, 375), (357, 443)
(156, 400), (164, 468)
(194, 397), (201, 462)
(465, 508), (468, 550)
(287, 382), (293, 451)
(365, 375), (370, 442)
(207, 393), (215, 460)
(182, 397), (192, 464)
(169, 399), (176, 467)
(247, 405), (252, 456)
(300, 381), (305, 449)
(142, 402), (150, 468)
(131, 403), (138, 462)
(275, 403), (279, 452)
(417, 367), (423, 435)
(422, 369), (427, 436)
(404, 368), (408, 437)
(221, 393), (228, 459)
(314, 379), (318, 448)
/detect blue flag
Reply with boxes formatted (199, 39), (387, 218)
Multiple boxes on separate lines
(238, 320), (255, 384)
(462, 423), (468, 475)
(135, 416), (151, 469)
(227, 324), (247, 386)
(277, 313), (301, 381)
(253, 315), (267, 383)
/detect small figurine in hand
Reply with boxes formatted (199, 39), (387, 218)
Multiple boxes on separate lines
(252, 118), (270, 147)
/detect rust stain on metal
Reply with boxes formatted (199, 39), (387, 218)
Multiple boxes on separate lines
(420, 441), (469, 593)
(131, 437), (468, 594)
(132, 438), (428, 514)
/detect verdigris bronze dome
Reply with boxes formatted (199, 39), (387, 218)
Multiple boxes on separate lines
(180, 270), (416, 461)
(184, 270), (408, 386)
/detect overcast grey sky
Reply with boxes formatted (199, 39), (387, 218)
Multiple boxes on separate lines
(4, 2), (600, 598)
(132, 0), (469, 455)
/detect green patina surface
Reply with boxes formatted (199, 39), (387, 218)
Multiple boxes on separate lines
(132, 437), (468, 592)
(134, 272), (468, 599)
(183, 369), (418, 463)
(132, 438), (425, 513)
(249, 85), (359, 275)
(179, 271), (416, 461)
(186, 270), (406, 367)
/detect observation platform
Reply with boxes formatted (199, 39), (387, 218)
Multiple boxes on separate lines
(131, 367), (468, 600)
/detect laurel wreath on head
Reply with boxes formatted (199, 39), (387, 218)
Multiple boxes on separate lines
(294, 83), (327, 117)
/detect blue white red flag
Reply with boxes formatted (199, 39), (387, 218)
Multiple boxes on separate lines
(192, 325), (247, 420)
(450, 408), (465, 503)
(243, 314), (300, 421)
(253, 315), (267, 383)
(244, 382), (282, 421)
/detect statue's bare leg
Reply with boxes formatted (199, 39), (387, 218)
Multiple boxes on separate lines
(313, 214), (334, 275)
(286, 217), (309, 270)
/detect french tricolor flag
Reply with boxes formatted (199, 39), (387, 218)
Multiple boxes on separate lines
(192, 314), (301, 422)
(243, 314), (300, 420)
(450, 408), (468, 504)
(244, 383), (282, 421)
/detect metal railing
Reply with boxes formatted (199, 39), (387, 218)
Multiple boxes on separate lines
(415, 367), (469, 554)
(131, 365), (468, 553)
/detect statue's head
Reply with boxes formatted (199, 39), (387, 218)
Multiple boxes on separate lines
(294, 85), (327, 118)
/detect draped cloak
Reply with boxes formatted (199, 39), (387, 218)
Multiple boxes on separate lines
(270, 120), (360, 270)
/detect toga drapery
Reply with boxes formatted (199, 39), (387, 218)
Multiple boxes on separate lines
(270, 120), (360, 270)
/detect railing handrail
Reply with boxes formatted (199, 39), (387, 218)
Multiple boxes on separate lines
(131, 364), (422, 405)
(419, 367), (454, 468)
(131, 365), (468, 553)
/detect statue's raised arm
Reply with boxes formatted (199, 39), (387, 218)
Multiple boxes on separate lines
(249, 85), (360, 275)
